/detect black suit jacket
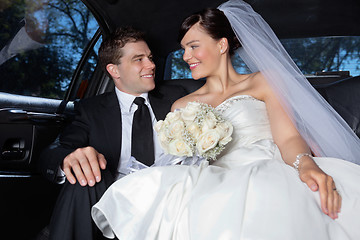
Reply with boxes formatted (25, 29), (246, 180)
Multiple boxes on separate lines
(39, 85), (187, 182)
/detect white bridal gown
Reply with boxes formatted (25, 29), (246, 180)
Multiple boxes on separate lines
(92, 95), (360, 240)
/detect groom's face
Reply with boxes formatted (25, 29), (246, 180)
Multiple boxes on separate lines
(109, 40), (156, 96)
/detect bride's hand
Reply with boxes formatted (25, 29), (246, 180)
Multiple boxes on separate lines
(298, 157), (341, 220)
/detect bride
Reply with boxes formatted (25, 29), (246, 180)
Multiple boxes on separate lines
(92, 0), (360, 239)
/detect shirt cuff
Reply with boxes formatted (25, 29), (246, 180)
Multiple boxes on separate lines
(55, 166), (66, 184)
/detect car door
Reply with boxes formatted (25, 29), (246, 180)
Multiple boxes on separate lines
(0, 0), (103, 238)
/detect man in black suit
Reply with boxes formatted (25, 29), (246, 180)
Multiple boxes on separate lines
(38, 27), (186, 240)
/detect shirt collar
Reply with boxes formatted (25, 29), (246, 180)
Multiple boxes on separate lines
(115, 87), (149, 113)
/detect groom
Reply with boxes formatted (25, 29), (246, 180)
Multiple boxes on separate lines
(38, 27), (186, 240)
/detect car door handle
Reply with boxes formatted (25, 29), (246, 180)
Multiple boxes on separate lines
(1, 150), (25, 160)
(1, 139), (27, 161)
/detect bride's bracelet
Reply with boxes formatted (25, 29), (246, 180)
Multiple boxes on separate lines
(293, 153), (313, 173)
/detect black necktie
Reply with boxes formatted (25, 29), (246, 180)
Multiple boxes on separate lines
(131, 97), (155, 166)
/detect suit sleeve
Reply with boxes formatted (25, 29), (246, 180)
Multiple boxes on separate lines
(38, 100), (91, 183)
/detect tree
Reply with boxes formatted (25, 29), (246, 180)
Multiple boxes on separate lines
(282, 37), (360, 75)
(0, 0), (98, 99)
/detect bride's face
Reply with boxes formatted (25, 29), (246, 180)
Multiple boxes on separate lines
(180, 23), (222, 80)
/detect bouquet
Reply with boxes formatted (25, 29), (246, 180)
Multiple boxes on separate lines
(154, 101), (233, 161)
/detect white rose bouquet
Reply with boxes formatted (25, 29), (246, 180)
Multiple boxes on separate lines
(154, 101), (233, 161)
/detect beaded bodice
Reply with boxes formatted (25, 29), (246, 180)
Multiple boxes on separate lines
(216, 95), (273, 144)
(211, 95), (277, 167)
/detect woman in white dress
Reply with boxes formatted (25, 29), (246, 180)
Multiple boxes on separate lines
(91, 1), (360, 239)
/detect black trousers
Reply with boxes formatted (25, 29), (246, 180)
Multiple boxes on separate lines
(49, 169), (117, 240)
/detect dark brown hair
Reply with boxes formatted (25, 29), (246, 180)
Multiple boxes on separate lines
(179, 8), (241, 56)
(98, 27), (145, 72)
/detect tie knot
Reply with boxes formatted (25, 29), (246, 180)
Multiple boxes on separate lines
(133, 97), (145, 106)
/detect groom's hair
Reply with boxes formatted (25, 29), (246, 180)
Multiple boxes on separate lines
(179, 8), (241, 56)
(98, 26), (146, 71)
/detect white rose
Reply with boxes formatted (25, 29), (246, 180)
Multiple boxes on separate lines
(216, 121), (233, 145)
(186, 122), (201, 139)
(165, 111), (181, 124)
(181, 102), (201, 123)
(196, 129), (220, 155)
(168, 120), (185, 139)
(219, 135), (232, 146)
(158, 131), (170, 153)
(201, 111), (217, 132)
(168, 139), (193, 157)
(154, 120), (165, 133)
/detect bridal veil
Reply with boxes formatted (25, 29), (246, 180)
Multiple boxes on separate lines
(218, 0), (360, 164)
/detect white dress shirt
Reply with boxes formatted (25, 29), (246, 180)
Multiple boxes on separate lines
(57, 87), (164, 183)
(115, 87), (163, 178)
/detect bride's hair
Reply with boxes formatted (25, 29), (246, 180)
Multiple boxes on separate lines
(178, 8), (241, 56)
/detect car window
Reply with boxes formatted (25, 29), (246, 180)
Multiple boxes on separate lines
(0, 0), (99, 99)
(166, 36), (360, 79)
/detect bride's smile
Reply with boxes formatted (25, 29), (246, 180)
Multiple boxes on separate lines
(181, 23), (224, 80)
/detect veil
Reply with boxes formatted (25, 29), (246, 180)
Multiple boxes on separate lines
(218, 0), (360, 164)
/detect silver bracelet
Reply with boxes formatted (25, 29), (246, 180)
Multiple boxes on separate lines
(293, 153), (313, 173)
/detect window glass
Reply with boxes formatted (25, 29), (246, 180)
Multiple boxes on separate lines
(167, 36), (360, 79)
(72, 35), (102, 100)
(0, 0), (99, 99)
(282, 36), (360, 75)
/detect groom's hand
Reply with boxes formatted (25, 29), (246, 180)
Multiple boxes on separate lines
(62, 146), (107, 187)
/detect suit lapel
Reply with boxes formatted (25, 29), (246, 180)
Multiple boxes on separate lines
(96, 90), (172, 175)
(99, 91), (122, 175)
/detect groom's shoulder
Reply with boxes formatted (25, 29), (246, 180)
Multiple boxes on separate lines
(152, 82), (188, 101)
(75, 91), (116, 109)
(153, 79), (205, 100)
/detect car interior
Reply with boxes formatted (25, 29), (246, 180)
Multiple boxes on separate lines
(0, 0), (359, 239)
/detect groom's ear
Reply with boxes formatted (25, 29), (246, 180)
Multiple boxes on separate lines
(106, 63), (121, 79)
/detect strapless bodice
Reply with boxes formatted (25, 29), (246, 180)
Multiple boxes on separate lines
(216, 95), (273, 144)
(214, 95), (277, 167)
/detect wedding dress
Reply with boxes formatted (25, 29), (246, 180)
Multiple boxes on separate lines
(92, 95), (360, 240)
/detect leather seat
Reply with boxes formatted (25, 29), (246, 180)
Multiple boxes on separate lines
(314, 76), (360, 137)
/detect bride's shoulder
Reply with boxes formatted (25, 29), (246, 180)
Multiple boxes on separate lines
(250, 72), (282, 103)
(171, 85), (208, 111)
(250, 72), (273, 94)
(233, 72), (272, 101)
(251, 72), (266, 83)
(233, 72), (265, 86)
(171, 93), (199, 111)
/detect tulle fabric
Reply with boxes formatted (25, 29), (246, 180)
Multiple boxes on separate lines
(218, 0), (360, 163)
